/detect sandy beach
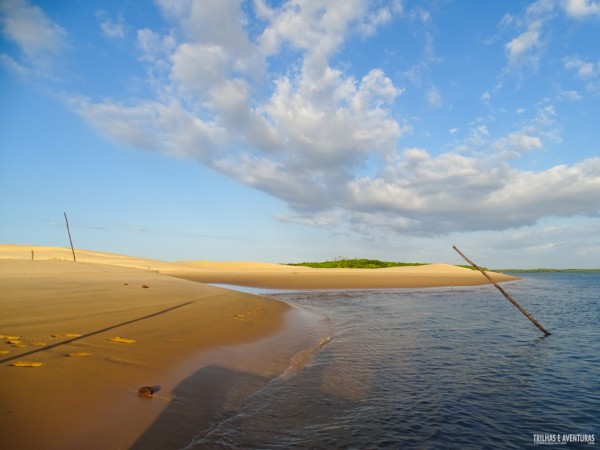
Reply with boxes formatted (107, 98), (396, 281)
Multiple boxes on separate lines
(0, 246), (323, 449)
(0, 244), (518, 449)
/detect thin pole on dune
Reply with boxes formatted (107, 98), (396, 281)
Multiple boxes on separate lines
(64, 212), (76, 262)
(452, 245), (551, 337)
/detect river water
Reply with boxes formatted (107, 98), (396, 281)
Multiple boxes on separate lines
(190, 273), (599, 449)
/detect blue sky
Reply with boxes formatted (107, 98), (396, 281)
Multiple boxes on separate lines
(1, 0), (599, 268)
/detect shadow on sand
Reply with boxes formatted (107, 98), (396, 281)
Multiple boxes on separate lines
(130, 364), (269, 450)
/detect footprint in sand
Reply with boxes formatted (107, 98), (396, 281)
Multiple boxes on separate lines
(50, 333), (82, 340)
(0, 335), (20, 340)
(2, 336), (22, 346)
(10, 361), (43, 367)
(24, 336), (47, 346)
(233, 313), (264, 325)
(3, 336), (46, 347)
(108, 337), (136, 344)
(106, 356), (138, 366)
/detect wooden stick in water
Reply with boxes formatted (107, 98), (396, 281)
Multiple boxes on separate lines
(452, 245), (551, 337)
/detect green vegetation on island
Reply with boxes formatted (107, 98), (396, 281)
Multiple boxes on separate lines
(284, 259), (598, 273)
(286, 259), (426, 269)
(285, 258), (485, 271)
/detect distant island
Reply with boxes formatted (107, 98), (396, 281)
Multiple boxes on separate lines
(285, 259), (599, 273)
(286, 258), (484, 271)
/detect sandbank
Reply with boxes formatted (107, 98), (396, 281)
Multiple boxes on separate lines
(169, 261), (519, 290)
(0, 247), (323, 449)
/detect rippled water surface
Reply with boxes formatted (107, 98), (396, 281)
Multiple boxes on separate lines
(191, 274), (599, 449)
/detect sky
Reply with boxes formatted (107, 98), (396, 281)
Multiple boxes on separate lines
(1, 0), (599, 268)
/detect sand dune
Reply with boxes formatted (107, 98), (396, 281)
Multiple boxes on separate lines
(2, 244), (519, 290)
(0, 243), (173, 270)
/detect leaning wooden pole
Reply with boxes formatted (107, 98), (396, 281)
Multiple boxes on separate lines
(64, 212), (76, 262)
(453, 245), (551, 336)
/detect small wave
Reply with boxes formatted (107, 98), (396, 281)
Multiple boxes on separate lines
(280, 334), (333, 380)
(186, 332), (335, 449)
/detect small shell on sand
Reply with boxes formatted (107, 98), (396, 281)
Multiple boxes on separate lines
(137, 386), (154, 398)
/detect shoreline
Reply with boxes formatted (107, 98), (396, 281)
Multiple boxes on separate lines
(1, 244), (518, 448)
(0, 257), (325, 449)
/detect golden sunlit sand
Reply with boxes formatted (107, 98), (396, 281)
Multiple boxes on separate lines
(0, 244), (518, 449)
(0, 245), (323, 449)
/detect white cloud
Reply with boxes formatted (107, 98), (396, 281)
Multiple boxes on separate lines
(156, 0), (253, 57)
(557, 89), (582, 101)
(563, 56), (598, 78)
(493, 132), (543, 156)
(0, 0), (66, 61)
(501, 0), (562, 72)
(426, 86), (442, 108)
(505, 22), (541, 68)
(356, 3), (402, 37)
(72, 2), (407, 210)
(63, 1), (600, 239)
(344, 152), (600, 235)
(503, 0), (600, 75)
(98, 14), (125, 39)
(136, 27), (176, 64)
(0, 52), (28, 75)
(69, 96), (224, 160)
(562, 0), (600, 18)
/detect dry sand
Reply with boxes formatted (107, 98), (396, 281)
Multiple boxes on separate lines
(171, 261), (519, 289)
(0, 244), (518, 448)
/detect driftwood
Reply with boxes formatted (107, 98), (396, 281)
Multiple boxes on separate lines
(453, 245), (551, 337)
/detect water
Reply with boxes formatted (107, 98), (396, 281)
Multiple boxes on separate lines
(190, 274), (600, 449)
